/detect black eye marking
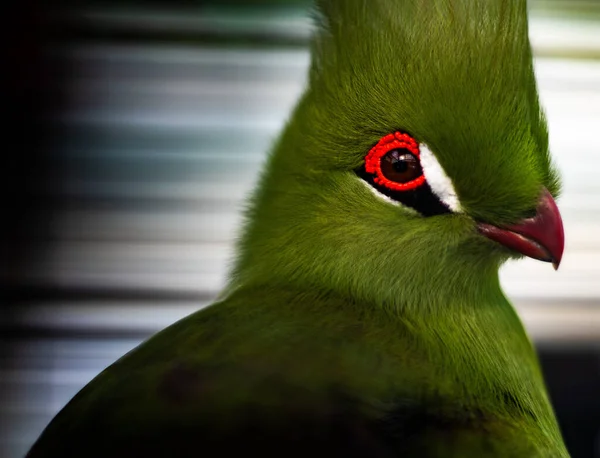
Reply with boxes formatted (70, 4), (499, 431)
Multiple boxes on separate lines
(357, 131), (451, 217)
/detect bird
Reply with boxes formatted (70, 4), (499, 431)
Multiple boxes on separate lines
(27, 1), (569, 457)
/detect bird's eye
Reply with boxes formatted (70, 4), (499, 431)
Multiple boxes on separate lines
(357, 131), (458, 217)
(381, 150), (422, 184)
(364, 132), (425, 192)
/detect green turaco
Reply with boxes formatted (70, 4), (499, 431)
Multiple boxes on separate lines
(27, 1), (569, 457)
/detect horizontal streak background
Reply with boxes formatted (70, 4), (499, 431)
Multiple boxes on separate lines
(2, 3), (600, 458)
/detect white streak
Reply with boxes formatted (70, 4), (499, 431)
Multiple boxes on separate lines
(420, 144), (462, 212)
(357, 179), (419, 216)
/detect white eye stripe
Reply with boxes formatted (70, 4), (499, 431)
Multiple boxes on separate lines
(419, 144), (462, 213)
(357, 179), (420, 216)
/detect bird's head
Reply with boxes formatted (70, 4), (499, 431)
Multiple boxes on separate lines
(233, 0), (563, 309)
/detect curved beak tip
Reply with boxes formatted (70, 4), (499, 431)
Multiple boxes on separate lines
(478, 188), (564, 270)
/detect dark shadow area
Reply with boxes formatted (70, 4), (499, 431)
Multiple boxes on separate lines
(539, 348), (600, 458)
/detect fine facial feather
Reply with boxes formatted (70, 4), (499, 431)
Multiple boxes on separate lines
(309, 0), (559, 215)
(230, 0), (560, 310)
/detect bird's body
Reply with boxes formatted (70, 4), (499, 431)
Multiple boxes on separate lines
(26, 286), (567, 457)
(27, 1), (570, 457)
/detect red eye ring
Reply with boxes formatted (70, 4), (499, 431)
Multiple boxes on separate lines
(365, 131), (425, 191)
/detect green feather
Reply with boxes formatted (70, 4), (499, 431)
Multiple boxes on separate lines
(27, 1), (569, 457)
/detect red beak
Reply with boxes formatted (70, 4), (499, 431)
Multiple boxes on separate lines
(477, 188), (565, 270)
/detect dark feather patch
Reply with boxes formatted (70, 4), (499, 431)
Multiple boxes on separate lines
(158, 363), (206, 404)
(357, 166), (451, 216)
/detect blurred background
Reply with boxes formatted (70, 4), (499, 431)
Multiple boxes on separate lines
(1, 0), (599, 457)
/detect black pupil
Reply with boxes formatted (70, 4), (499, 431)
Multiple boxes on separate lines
(394, 160), (409, 173)
(381, 149), (422, 183)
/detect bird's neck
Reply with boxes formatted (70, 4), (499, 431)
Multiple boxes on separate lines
(228, 236), (565, 450)
(405, 289), (565, 448)
(230, 214), (507, 315)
